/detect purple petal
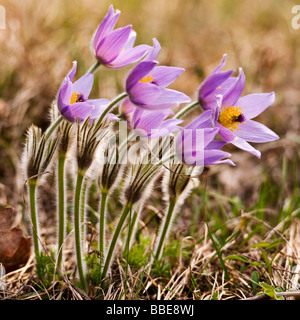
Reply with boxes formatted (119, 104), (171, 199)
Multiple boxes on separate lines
(236, 92), (275, 119)
(200, 77), (239, 110)
(60, 101), (95, 122)
(185, 110), (213, 130)
(129, 83), (191, 109)
(134, 112), (166, 135)
(67, 61), (77, 82)
(58, 77), (73, 111)
(203, 149), (234, 166)
(87, 98), (110, 106)
(150, 66), (185, 87)
(177, 127), (218, 155)
(230, 136), (261, 158)
(180, 146), (230, 167)
(119, 97), (136, 123)
(88, 99), (119, 121)
(107, 44), (151, 69)
(126, 61), (157, 92)
(160, 118), (183, 130)
(235, 119), (279, 143)
(72, 72), (94, 99)
(213, 159), (236, 166)
(96, 25), (132, 65)
(123, 30), (136, 50)
(222, 68), (245, 107)
(93, 5), (120, 53)
(213, 54), (228, 73)
(198, 70), (234, 101)
(206, 140), (227, 150)
(132, 108), (144, 128)
(215, 121), (236, 142)
(143, 38), (161, 61)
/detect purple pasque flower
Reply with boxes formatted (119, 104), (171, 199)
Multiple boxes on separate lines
(176, 110), (235, 166)
(129, 105), (183, 138)
(198, 54), (236, 110)
(126, 60), (191, 110)
(213, 69), (279, 158)
(119, 38), (163, 121)
(58, 61), (118, 122)
(92, 5), (151, 69)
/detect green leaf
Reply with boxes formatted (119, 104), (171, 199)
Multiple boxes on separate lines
(251, 271), (260, 292)
(259, 282), (284, 300)
(225, 255), (249, 263)
(251, 242), (272, 248)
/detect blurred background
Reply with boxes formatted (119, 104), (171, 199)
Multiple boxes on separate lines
(0, 0), (299, 211)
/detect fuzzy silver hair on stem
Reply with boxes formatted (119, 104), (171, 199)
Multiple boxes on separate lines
(153, 162), (201, 262)
(22, 124), (60, 273)
(73, 116), (112, 291)
(97, 143), (125, 266)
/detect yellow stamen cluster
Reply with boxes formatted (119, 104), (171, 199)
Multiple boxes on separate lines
(218, 106), (244, 132)
(70, 92), (83, 104)
(140, 74), (154, 83)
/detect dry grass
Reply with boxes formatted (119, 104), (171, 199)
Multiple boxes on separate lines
(0, 0), (300, 300)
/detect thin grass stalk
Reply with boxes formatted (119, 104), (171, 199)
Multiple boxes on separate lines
(73, 170), (88, 291)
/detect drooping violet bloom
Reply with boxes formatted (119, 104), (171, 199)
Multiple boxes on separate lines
(198, 54), (236, 110)
(176, 110), (235, 166)
(126, 61), (191, 110)
(92, 5), (151, 69)
(58, 61), (118, 122)
(130, 107), (183, 138)
(213, 69), (279, 158)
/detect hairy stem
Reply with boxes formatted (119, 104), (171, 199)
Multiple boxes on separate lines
(80, 180), (88, 247)
(154, 197), (177, 261)
(74, 171), (88, 291)
(57, 155), (66, 269)
(88, 61), (101, 74)
(101, 202), (132, 280)
(94, 92), (128, 132)
(28, 179), (40, 260)
(123, 209), (138, 257)
(99, 190), (108, 263)
(173, 101), (200, 119)
(45, 115), (63, 141)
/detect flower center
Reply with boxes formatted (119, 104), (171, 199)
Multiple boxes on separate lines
(218, 106), (245, 132)
(70, 92), (84, 104)
(140, 74), (154, 83)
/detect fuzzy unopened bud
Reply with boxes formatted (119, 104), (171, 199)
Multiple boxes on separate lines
(23, 125), (60, 181)
(99, 145), (123, 192)
(76, 117), (110, 172)
(124, 163), (162, 204)
(58, 120), (74, 156)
